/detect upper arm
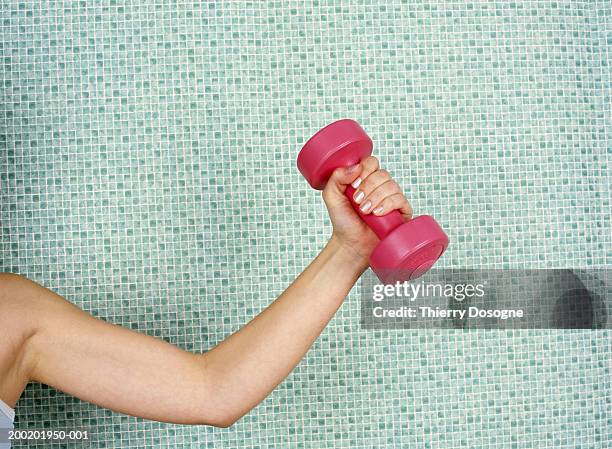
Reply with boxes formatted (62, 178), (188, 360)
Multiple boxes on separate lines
(0, 273), (39, 406)
(2, 273), (230, 426)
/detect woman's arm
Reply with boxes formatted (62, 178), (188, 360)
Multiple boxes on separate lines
(7, 237), (362, 427)
(0, 156), (412, 427)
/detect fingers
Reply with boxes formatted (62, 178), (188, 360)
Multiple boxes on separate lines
(352, 166), (391, 210)
(352, 165), (413, 220)
(371, 193), (413, 219)
(348, 156), (379, 191)
(322, 155), (412, 220)
(322, 163), (363, 203)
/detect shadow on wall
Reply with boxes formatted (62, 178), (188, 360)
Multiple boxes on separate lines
(553, 286), (607, 329)
(448, 270), (609, 329)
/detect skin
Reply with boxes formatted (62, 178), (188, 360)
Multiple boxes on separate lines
(0, 156), (412, 427)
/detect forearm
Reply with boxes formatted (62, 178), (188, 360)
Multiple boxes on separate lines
(199, 236), (366, 425)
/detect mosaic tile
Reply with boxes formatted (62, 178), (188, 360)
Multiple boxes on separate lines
(1, 1), (609, 448)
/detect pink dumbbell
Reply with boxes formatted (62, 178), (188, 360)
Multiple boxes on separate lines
(298, 119), (449, 283)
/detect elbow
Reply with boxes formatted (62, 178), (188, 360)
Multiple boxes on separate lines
(196, 410), (243, 428)
(192, 355), (247, 428)
(192, 381), (244, 427)
(209, 415), (239, 429)
(195, 396), (248, 428)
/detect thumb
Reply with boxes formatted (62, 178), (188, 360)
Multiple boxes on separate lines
(322, 163), (362, 204)
(328, 163), (362, 191)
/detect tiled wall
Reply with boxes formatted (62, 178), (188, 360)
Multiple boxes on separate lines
(1, 1), (609, 448)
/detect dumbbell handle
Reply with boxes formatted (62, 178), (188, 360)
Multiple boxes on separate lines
(344, 184), (406, 240)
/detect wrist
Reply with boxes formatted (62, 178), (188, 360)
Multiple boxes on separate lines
(326, 235), (370, 274)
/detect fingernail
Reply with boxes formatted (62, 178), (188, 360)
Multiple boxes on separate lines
(351, 177), (362, 189)
(354, 190), (365, 203)
(347, 164), (359, 173)
(360, 201), (372, 213)
(373, 206), (384, 215)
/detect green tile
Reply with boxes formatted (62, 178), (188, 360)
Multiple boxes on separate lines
(0, 1), (609, 448)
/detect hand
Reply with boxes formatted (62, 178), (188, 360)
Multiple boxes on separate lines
(322, 156), (413, 267)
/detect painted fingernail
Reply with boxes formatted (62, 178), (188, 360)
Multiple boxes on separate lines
(354, 190), (365, 203)
(351, 177), (362, 189)
(360, 201), (372, 213)
(373, 206), (384, 215)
